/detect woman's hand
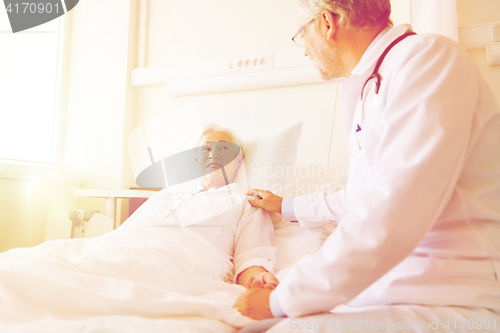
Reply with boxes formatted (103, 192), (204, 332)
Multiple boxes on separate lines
(247, 189), (283, 214)
(237, 267), (279, 289)
(246, 272), (279, 290)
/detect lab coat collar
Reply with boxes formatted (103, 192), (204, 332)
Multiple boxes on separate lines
(351, 24), (413, 77)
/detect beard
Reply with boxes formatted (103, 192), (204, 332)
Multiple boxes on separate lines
(310, 36), (349, 80)
(318, 67), (339, 81)
(316, 51), (347, 80)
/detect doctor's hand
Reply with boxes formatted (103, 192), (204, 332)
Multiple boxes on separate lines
(233, 288), (274, 320)
(246, 272), (279, 290)
(247, 189), (283, 214)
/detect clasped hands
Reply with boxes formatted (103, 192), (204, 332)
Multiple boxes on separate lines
(246, 271), (279, 290)
(234, 271), (278, 320)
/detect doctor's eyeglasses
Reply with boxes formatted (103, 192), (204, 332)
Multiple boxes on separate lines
(292, 18), (315, 47)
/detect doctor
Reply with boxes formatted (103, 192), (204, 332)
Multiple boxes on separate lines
(234, 0), (500, 325)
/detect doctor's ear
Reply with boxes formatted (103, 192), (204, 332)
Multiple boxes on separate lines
(321, 10), (338, 40)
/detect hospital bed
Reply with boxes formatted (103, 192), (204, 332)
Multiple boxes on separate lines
(0, 109), (349, 332)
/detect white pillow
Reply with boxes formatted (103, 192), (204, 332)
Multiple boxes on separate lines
(234, 121), (303, 196)
(270, 165), (348, 280)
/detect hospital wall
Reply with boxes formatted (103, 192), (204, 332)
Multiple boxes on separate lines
(0, 0), (138, 252)
(133, 0), (500, 175)
(136, 0), (346, 168)
(0, 179), (81, 252)
(1, 0), (499, 253)
(60, 0), (138, 211)
(457, 0), (500, 107)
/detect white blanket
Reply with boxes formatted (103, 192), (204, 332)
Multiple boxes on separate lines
(0, 185), (276, 332)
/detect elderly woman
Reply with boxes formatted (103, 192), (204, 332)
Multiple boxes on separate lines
(126, 126), (280, 288)
(0, 126), (278, 331)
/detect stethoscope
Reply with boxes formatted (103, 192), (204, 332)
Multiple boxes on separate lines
(355, 30), (416, 150)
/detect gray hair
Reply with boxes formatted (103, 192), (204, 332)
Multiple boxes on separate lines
(299, 0), (393, 29)
(197, 124), (244, 157)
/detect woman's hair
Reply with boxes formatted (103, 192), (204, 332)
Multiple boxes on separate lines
(198, 124), (244, 157)
(298, 0), (393, 29)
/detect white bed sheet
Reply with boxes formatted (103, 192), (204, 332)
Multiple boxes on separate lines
(0, 164), (344, 332)
(0, 190), (263, 333)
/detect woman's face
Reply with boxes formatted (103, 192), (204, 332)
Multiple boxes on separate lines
(196, 131), (242, 186)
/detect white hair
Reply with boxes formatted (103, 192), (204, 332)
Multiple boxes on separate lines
(197, 124), (244, 157)
(299, 0), (393, 29)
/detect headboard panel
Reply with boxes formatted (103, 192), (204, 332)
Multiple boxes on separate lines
(161, 80), (349, 167)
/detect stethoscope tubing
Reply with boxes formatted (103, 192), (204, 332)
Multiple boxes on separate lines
(355, 30), (417, 150)
(360, 30), (417, 100)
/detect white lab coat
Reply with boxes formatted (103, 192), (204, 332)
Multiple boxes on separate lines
(273, 25), (500, 317)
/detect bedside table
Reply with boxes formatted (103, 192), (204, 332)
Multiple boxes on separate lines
(74, 189), (159, 229)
